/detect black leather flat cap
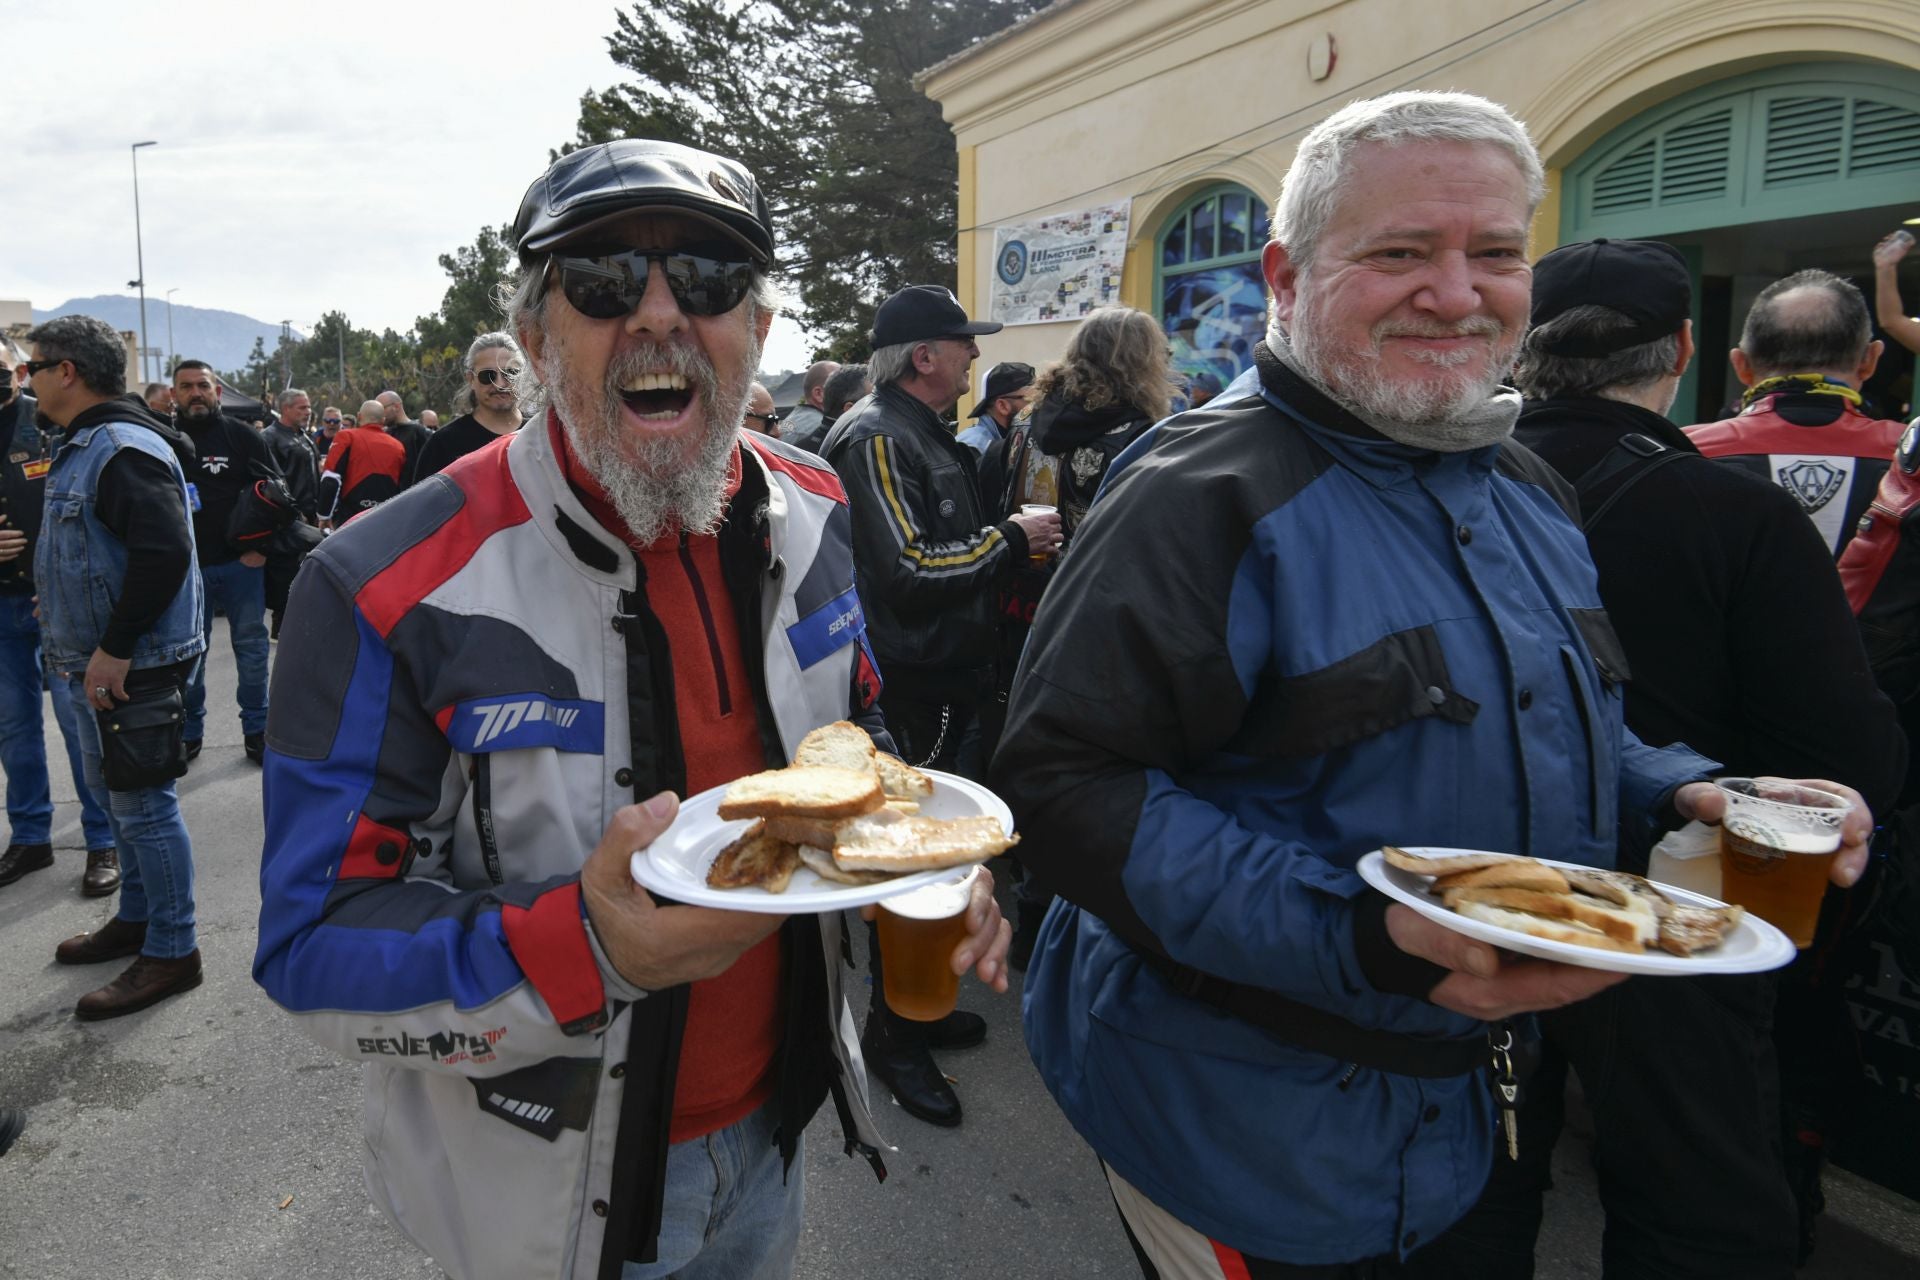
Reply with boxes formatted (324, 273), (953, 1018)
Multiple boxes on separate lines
(513, 139), (774, 267)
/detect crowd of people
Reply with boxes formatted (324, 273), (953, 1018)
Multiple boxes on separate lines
(2, 85), (1918, 1280)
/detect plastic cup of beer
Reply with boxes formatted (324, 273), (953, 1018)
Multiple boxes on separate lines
(1021, 504), (1057, 565)
(1714, 778), (1851, 948)
(876, 865), (981, 1022)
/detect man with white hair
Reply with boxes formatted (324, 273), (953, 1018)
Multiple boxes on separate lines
(993, 91), (1875, 1276)
(412, 332), (527, 481)
(256, 139), (1008, 1280)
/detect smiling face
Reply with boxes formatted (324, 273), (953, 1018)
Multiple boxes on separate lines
(1265, 139), (1533, 424)
(525, 212), (771, 541)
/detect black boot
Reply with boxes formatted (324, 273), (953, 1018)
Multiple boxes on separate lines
(0, 843), (53, 887)
(863, 920), (961, 1127)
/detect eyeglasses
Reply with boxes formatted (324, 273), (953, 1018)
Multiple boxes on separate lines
(554, 249), (756, 320)
(744, 411), (778, 427)
(476, 367), (521, 387)
(21, 358), (66, 378)
(322, 417), (343, 426)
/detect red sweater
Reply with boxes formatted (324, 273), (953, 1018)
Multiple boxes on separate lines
(554, 418), (782, 1142)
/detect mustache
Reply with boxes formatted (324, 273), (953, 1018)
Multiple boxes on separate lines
(1373, 317), (1504, 340)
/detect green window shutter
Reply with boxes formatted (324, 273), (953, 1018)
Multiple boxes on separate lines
(1763, 95), (1846, 186)
(1658, 109), (1732, 203)
(1591, 139), (1655, 213)
(1849, 98), (1920, 175)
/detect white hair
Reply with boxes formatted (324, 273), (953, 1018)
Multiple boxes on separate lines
(1271, 91), (1545, 277)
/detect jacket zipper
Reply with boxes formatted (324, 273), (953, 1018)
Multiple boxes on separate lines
(677, 530), (732, 716)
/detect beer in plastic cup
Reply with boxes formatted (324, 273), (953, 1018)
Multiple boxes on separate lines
(1021, 504), (1057, 565)
(1714, 778), (1850, 948)
(877, 865), (980, 1021)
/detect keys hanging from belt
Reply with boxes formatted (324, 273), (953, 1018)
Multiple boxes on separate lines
(1489, 1021), (1521, 1161)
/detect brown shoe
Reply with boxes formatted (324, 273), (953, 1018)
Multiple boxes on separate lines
(75, 950), (202, 1021)
(81, 848), (120, 898)
(54, 916), (148, 966)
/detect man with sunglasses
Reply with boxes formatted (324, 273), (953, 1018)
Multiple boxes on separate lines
(413, 332), (527, 481)
(314, 406), (344, 454)
(743, 381), (780, 437)
(256, 138), (1009, 1280)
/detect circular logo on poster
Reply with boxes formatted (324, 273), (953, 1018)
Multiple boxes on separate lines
(997, 240), (1029, 286)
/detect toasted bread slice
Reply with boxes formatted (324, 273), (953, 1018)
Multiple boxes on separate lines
(1656, 903), (1744, 956)
(1382, 846), (1529, 877)
(795, 843), (894, 886)
(1442, 887), (1656, 946)
(875, 752), (934, 799)
(1454, 901), (1644, 954)
(717, 766), (885, 821)
(884, 799), (921, 814)
(793, 721), (878, 774)
(1432, 860), (1570, 895)
(706, 824), (802, 892)
(832, 812), (1017, 873)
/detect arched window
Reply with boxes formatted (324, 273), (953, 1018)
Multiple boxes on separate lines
(1157, 183), (1269, 396)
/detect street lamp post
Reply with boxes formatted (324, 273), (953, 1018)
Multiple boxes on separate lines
(164, 288), (178, 377)
(130, 140), (157, 384)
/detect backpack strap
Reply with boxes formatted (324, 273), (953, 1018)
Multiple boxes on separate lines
(1569, 432), (1690, 532)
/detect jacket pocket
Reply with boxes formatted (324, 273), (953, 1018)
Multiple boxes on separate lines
(1567, 607), (1631, 689)
(1223, 624), (1480, 760)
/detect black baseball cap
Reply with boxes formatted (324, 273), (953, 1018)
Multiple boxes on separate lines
(1530, 238), (1691, 356)
(870, 285), (1003, 351)
(973, 362), (1035, 416)
(512, 139), (775, 267)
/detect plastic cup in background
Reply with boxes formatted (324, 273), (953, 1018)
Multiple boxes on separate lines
(1021, 504), (1057, 565)
(876, 865), (980, 1021)
(1714, 778), (1851, 948)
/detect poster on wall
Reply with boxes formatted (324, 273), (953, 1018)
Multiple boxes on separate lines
(988, 201), (1131, 326)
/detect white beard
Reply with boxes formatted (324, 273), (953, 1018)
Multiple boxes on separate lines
(544, 327), (759, 544)
(1289, 287), (1519, 426)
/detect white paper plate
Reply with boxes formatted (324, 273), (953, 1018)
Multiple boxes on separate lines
(1357, 847), (1797, 976)
(629, 769), (1014, 913)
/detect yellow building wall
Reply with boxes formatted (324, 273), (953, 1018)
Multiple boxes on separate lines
(922, 0), (1920, 374)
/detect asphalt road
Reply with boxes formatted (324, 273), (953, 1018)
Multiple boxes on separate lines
(2, 639), (1917, 1278)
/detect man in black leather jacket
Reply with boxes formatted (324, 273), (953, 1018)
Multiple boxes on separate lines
(823, 284), (1059, 1130)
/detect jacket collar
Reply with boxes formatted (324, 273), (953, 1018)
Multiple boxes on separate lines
(1251, 341), (1499, 491)
(1518, 394), (1698, 453)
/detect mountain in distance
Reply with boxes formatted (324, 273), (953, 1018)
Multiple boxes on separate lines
(32, 295), (300, 381)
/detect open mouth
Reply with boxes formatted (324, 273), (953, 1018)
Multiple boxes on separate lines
(618, 371), (695, 421)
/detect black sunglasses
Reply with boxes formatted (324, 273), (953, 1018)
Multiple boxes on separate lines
(745, 410), (778, 426)
(476, 367), (521, 387)
(21, 358), (66, 377)
(322, 416), (343, 425)
(554, 249), (755, 320)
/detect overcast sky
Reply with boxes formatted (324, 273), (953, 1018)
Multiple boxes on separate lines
(5, 0), (815, 372)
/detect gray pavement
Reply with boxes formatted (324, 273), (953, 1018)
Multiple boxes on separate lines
(3, 640), (1917, 1278)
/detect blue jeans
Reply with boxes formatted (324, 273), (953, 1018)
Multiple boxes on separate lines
(185, 558), (269, 739)
(64, 675), (197, 959)
(0, 594), (111, 848)
(621, 1104), (805, 1280)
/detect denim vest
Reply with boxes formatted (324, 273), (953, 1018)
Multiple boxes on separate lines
(36, 418), (206, 672)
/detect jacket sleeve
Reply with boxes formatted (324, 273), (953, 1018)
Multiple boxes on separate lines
(317, 436), (348, 519)
(254, 555), (615, 1077)
(990, 459), (1448, 1030)
(833, 432), (1027, 611)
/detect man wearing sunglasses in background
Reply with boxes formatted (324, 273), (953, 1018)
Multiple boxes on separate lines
(412, 331), (527, 481)
(255, 138), (1010, 1280)
(313, 406), (344, 455)
(743, 380), (780, 437)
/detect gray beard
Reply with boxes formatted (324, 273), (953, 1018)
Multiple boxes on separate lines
(545, 331), (757, 544)
(1273, 315), (1522, 453)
